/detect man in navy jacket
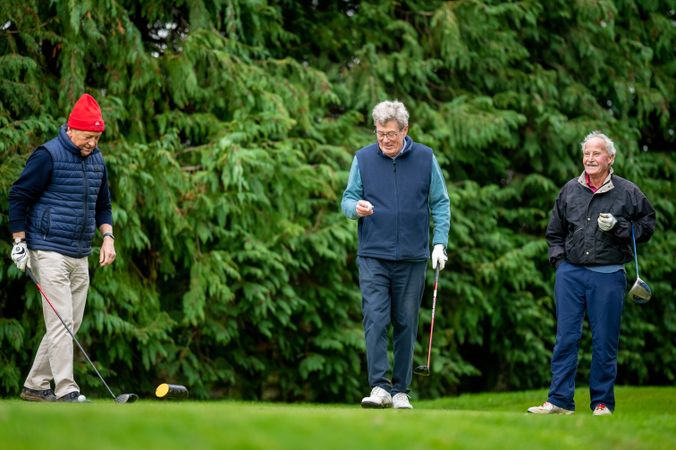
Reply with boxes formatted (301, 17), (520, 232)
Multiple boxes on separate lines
(9, 94), (116, 403)
(342, 100), (451, 409)
(528, 131), (655, 416)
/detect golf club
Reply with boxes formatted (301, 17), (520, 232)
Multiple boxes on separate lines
(414, 265), (441, 377)
(628, 223), (652, 304)
(26, 267), (138, 403)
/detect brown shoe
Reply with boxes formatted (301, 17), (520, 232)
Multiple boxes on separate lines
(57, 391), (89, 403)
(20, 387), (57, 402)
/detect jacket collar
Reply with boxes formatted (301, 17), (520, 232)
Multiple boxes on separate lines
(57, 125), (99, 158)
(577, 167), (614, 193)
(378, 136), (412, 159)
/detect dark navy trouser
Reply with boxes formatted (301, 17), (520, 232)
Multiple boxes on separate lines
(357, 257), (427, 395)
(548, 262), (626, 412)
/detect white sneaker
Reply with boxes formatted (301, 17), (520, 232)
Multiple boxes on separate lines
(361, 387), (392, 408)
(527, 401), (574, 415)
(392, 393), (413, 409)
(593, 403), (612, 416)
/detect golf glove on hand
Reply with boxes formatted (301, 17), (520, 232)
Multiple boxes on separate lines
(598, 213), (617, 231)
(11, 240), (28, 272)
(432, 244), (447, 271)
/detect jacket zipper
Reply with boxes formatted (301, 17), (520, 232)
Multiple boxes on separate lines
(393, 159), (399, 259)
(80, 160), (89, 255)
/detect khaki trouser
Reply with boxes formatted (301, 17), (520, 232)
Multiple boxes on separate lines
(24, 250), (89, 398)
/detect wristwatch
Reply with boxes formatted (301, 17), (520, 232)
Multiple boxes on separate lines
(102, 232), (115, 240)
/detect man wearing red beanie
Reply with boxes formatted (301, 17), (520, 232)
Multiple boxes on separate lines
(8, 93), (116, 403)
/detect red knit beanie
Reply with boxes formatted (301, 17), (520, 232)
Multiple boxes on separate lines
(67, 94), (105, 132)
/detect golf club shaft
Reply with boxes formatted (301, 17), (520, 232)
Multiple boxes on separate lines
(26, 268), (118, 400)
(425, 266), (441, 369)
(631, 223), (640, 278)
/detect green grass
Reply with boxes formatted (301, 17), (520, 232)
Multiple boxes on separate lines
(1, 386), (674, 449)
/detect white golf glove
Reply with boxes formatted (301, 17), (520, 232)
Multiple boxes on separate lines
(598, 213), (617, 231)
(11, 240), (29, 272)
(431, 244), (447, 271)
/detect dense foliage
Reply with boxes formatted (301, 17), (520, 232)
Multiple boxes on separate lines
(1, 0), (673, 401)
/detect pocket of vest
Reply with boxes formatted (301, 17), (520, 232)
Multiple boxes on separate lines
(40, 207), (51, 239)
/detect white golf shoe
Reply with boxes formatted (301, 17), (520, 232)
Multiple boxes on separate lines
(593, 403), (613, 416)
(392, 393), (413, 409)
(361, 386), (392, 408)
(527, 401), (574, 415)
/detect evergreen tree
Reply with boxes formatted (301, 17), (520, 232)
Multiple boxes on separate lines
(1, 0), (673, 400)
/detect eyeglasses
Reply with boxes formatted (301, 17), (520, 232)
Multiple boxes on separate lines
(373, 129), (401, 140)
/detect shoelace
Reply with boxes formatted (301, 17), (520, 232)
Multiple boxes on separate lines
(596, 404), (607, 410)
(373, 388), (388, 398)
(394, 393), (410, 403)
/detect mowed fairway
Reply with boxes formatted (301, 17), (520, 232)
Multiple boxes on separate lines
(1, 386), (673, 450)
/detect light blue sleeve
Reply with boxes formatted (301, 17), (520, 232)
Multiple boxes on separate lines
(341, 156), (362, 220)
(429, 154), (451, 246)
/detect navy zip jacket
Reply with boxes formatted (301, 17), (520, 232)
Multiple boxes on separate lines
(546, 172), (656, 267)
(8, 126), (112, 258)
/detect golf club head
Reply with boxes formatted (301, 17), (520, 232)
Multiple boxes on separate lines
(115, 393), (139, 404)
(629, 277), (652, 304)
(414, 365), (430, 377)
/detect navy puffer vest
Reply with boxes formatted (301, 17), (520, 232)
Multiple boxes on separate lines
(356, 139), (433, 261)
(26, 127), (106, 258)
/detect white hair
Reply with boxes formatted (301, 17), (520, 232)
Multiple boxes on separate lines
(372, 100), (409, 129)
(581, 130), (616, 157)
